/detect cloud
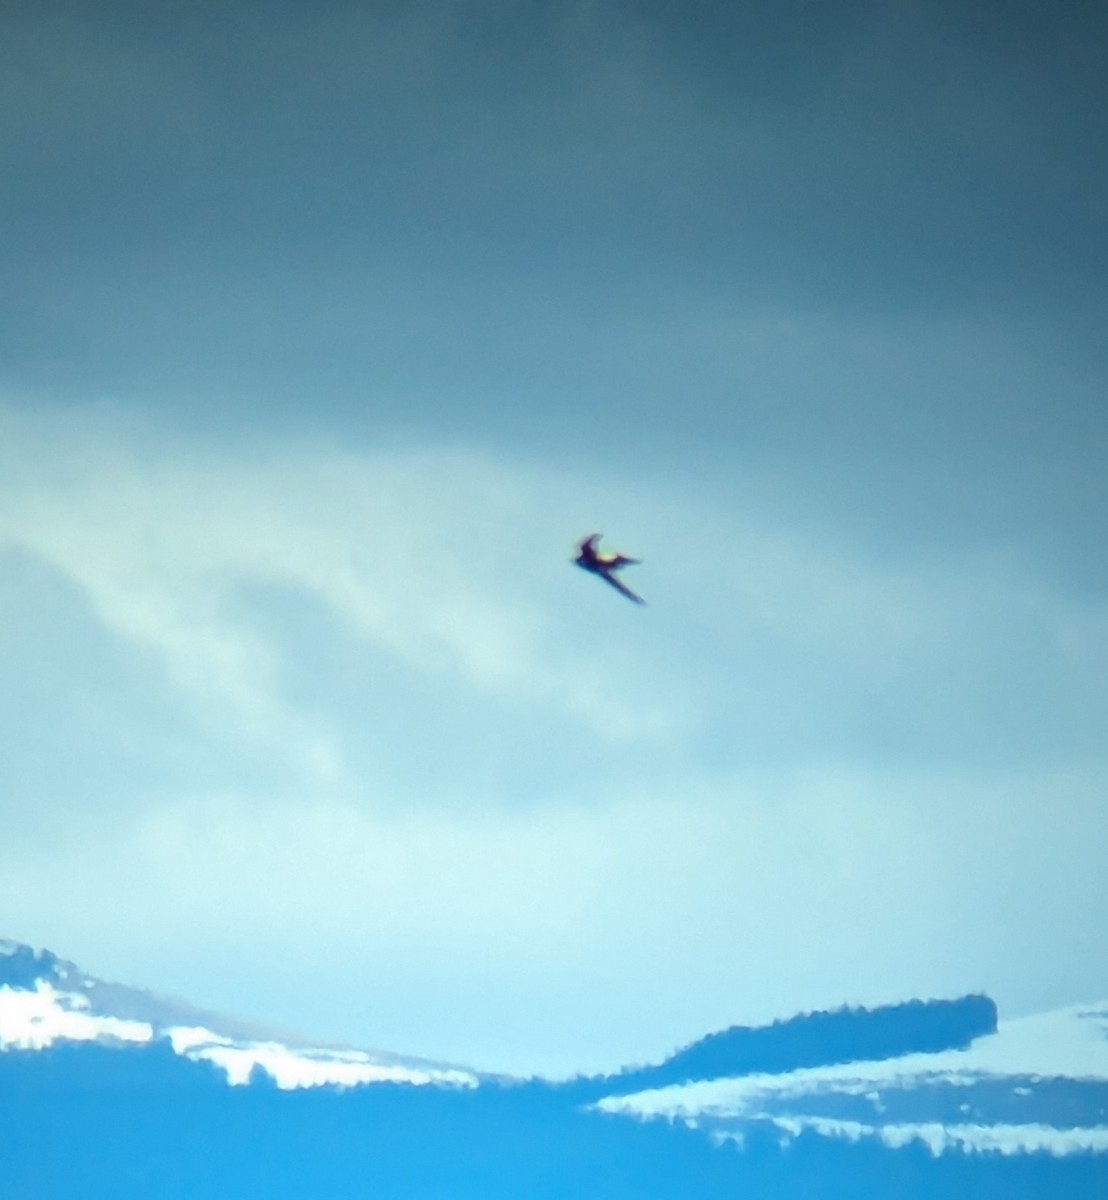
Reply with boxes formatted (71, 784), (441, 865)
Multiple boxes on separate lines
(3, 397), (1106, 811)
(0, 403), (687, 795)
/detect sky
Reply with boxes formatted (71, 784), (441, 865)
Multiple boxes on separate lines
(1, 0), (1106, 1077)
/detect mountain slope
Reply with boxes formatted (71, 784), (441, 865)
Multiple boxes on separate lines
(3, 938), (1107, 1199)
(0, 938), (477, 1088)
(582, 993), (998, 1100)
(600, 1001), (1108, 1157)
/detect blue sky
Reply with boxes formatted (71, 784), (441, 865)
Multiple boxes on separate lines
(2, 0), (1106, 1076)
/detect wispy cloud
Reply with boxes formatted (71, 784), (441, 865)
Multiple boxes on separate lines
(0, 403), (680, 793)
(3, 398), (1105, 800)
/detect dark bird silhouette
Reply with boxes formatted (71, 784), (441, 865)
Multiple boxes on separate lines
(574, 533), (645, 604)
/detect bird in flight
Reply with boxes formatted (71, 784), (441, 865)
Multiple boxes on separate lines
(574, 533), (646, 604)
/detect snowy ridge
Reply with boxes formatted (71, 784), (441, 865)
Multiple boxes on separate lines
(0, 944), (479, 1092)
(599, 1003), (1108, 1157)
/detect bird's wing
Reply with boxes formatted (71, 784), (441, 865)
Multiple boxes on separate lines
(599, 569), (646, 605)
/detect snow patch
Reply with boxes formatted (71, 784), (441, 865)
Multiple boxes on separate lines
(0, 982), (153, 1049)
(739, 1117), (1108, 1157)
(162, 1024), (476, 1089)
(184, 1037), (477, 1090)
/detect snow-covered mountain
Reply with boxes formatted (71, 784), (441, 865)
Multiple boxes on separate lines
(600, 1001), (1108, 1157)
(3, 937), (1107, 1198)
(0, 938), (477, 1089)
